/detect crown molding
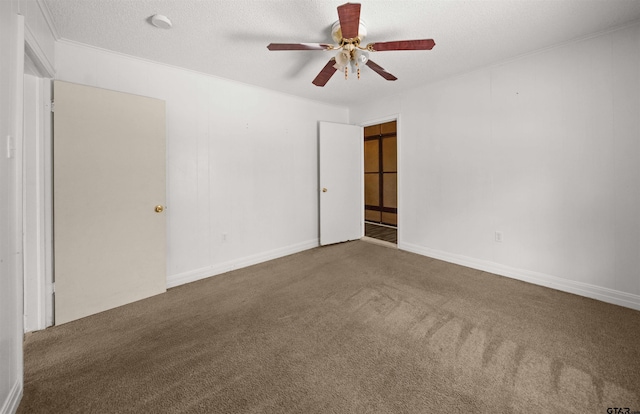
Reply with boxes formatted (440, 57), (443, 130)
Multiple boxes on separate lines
(24, 24), (55, 77)
(36, 0), (60, 40)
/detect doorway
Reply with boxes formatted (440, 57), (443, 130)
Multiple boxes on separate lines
(363, 120), (397, 245)
(23, 47), (54, 332)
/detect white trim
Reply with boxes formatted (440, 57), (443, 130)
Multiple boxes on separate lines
(400, 242), (640, 312)
(400, 19), (640, 95)
(22, 75), (52, 332)
(360, 125), (364, 239)
(167, 239), (319, 288)
(23, 53), (38, 76)
(361, 236), (397, 249)
(14, 11), (26, 393)
(359, 114), (400, 128)
(42, 78), (53, 328)
(23, 73), (41, 332)
(22, 26), (54, 331)
(0, 380), (22, 414)
(24, 25), (54, 77)
(35, 0), (60, 40)
(56, 39), (348, 111)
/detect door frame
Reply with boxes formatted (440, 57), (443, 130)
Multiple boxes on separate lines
(23, 23), (54, 331)
(359, 114), (401, 245)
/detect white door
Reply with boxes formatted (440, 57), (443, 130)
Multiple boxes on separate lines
(319, 121), (363, 245)
(53, 81), (167, 325)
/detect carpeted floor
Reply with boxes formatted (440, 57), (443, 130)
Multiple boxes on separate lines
(19, 241), (640, 413)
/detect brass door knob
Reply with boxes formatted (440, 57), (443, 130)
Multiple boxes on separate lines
(322, 188), (327, 192)
(155, 205), (164, 213)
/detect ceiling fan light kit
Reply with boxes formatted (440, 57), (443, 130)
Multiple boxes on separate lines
(266, 2), (435, 87)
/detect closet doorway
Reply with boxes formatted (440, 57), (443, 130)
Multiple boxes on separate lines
(364, 120), (397, 244)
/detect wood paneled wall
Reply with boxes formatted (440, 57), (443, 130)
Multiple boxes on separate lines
(364, 121), (397, 226)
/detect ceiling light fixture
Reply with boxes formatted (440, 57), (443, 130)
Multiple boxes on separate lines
(266, 2), (435, 87)
(330, 20), (369, 80)
(150, 14), (172, 29)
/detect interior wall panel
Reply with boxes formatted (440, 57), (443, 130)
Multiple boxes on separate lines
(55, 40), (349, 283)
(350, 23), (640, 308)
(1, 1), (57, 412)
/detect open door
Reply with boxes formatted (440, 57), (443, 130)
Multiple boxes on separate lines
(319, 121), (362, 246)
(53, 81), (167, 324)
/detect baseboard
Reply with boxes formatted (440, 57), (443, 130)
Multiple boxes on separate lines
(167, 239), (320, 288)
(399, 242), (640, 311)
(1, 380), (22, 414)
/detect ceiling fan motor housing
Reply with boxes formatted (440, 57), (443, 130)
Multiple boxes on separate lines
(331, 20), (367, 43)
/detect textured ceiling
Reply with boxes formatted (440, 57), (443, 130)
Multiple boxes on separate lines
(42, 0), (640, 106)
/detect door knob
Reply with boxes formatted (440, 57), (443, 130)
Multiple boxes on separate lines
(322, 188), (327, 192)
(155, 205), (164, 213)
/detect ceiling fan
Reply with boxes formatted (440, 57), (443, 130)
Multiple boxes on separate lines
(267, 2), (435, 87)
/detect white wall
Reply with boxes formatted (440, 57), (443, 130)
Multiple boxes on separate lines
(0, 6), (23, 414)
(1, 2), (55, 413)
(55, 40), (348, 287)
(351, 23), (640, 310)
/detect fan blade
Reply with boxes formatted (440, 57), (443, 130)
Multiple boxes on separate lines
(368, 39), (436, 51)
(337, 3), (361, 39)
(267, 43), (332, 51)
(365, 60), (397, 81)
(312, 59), (338, 87)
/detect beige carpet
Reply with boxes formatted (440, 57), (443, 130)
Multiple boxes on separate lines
(19, 241), (640, 413)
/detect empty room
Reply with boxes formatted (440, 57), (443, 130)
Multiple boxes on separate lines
(2, 0), (640, 413)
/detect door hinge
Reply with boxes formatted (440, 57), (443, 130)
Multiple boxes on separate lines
(50, 100), (54, 113)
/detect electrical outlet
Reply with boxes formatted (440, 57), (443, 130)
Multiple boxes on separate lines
(495, 231), (503, 242)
